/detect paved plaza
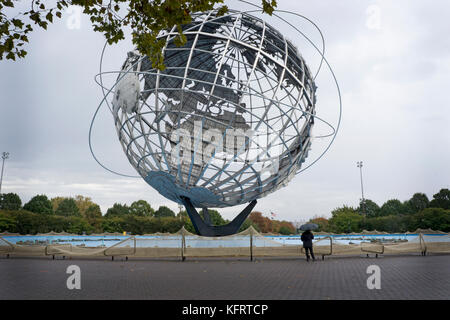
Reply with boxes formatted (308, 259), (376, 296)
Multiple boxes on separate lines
(1, 254), (449, 300)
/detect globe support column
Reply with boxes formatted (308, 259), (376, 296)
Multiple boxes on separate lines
(180, 196), (257, 237)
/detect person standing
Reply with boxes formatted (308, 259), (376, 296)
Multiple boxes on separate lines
(301, 229), (315, 261)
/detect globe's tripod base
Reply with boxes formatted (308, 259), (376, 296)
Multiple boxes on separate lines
(180, 196), (257, 237)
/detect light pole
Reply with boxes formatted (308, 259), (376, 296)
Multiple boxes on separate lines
(0, 152), (10, 195)
(178, 203), (184, 221)
(357, 161), (365, 216)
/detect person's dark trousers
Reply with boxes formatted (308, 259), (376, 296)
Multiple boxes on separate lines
(305, 246), (315, 261)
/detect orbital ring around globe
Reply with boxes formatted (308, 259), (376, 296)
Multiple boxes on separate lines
(93, 69), (338, 178)
(89, 8), (342, 211)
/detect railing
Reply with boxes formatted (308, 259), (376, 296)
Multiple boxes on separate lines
(419, 233), (427, 256)
(45, 243), (73, 259)
(360, 241), (384, 257)
(0, 236), (14, 257)
(104, 237), (136, 260)
(2, 231), (450, 260)
(301, 236), (332, 260)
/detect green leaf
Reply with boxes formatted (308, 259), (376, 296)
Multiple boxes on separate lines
(29, 12), (41, 23)
(6, 51), (15, 60)
(4, 0), (14, 8)
(11, 19), (24, 29)
(46, 12), (53, 23)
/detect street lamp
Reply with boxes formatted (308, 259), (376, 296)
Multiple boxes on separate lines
(0, 152), (10, 195)
(178, 203), (184, 221)
(357, 161), (365, 216)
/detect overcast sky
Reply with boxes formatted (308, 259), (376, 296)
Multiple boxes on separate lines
(0, 0), (449, 222)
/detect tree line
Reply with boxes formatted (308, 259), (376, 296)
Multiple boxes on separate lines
(0, 193), (294, 235)
(307, 189), (450, 233)
(1, 189), (448, 235)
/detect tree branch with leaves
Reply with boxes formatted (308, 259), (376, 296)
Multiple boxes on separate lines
(0, 0), (277, 68)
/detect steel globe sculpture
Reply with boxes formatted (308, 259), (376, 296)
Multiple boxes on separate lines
(93, 9), (340, 236)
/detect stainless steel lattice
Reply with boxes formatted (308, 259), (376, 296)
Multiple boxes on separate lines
(93, 9), (340, 208)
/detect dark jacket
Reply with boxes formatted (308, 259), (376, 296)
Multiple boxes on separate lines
(301, 231), (314, 248)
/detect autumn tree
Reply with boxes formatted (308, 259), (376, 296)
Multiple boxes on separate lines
(249, 211), (273, 233)
(74, 195), (98, 217)
(307, 216), (329, 232)
(50, 196), (65, 212)
(84, 204), (103, 232)
(278, 221), (295, 235)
